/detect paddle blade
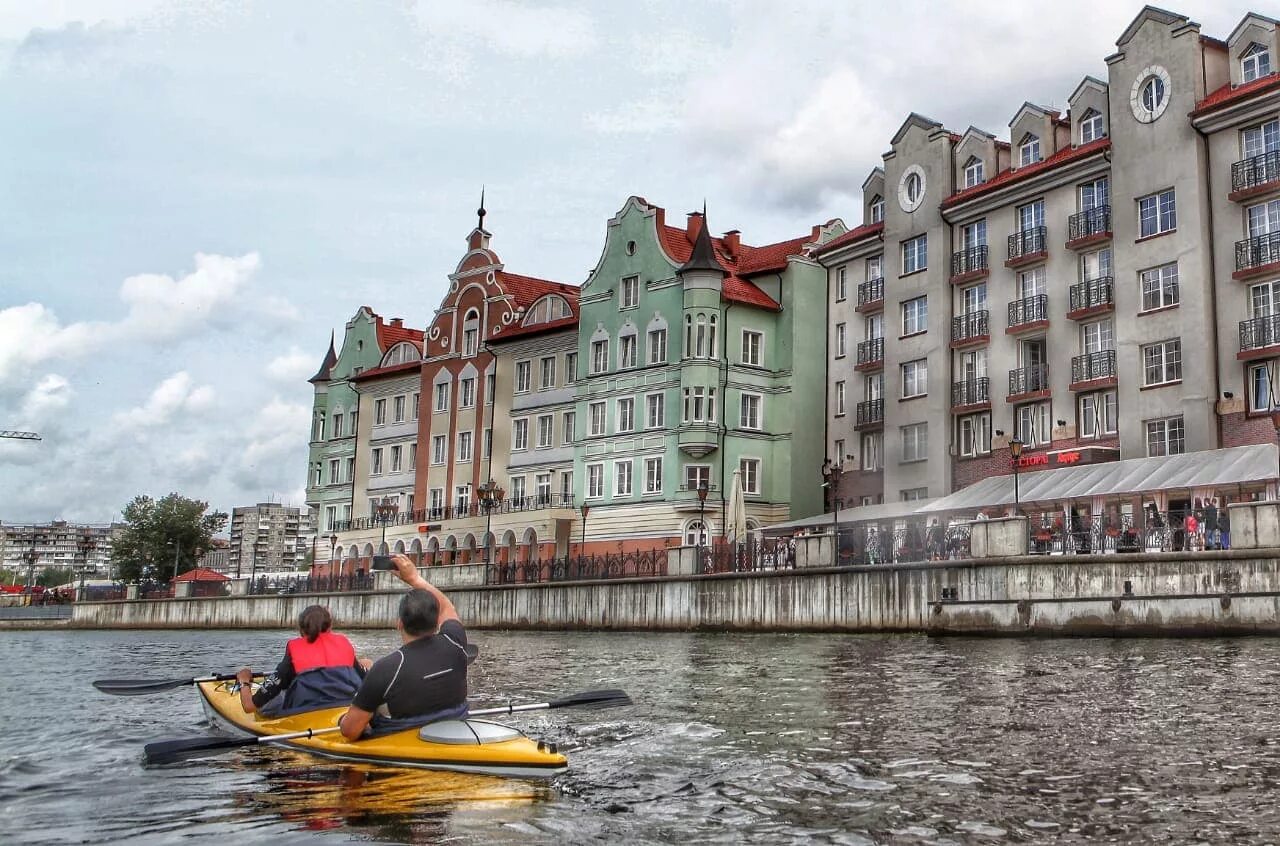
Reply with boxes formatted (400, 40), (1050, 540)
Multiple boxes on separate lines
(548, 688), (633, 711)
(93, 678), (192, 696)
(464, 643), (479, 665)
(144, 734), (258, 766)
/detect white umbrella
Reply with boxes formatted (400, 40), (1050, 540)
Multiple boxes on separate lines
(727, 468), (747, 546)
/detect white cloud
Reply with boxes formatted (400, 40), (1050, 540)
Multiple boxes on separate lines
(266, 347), (318, 383)
(113, 371), (215, 429)
(19, 374), (73, 422)
(410, 0), (598, 58)
(232, 397), (310, 489)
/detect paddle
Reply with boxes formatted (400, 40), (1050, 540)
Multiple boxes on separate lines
(93, 673), (263, 696)
(143, 687), (633, 765)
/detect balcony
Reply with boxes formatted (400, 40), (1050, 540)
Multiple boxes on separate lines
(333, 494), (578, 531)
(1008, 364), (1049, 400)
(1234, 232), (1280, 281)
(1007, 294), (1049, 333)
(1070, 350), (1117, 389)
(856, 277), (885, 312)
(1230, 151), (1280, 202)
(1006, 226), (1047, 268)
(1066, 206), (1111, 250)
(856, 337), (884, 371)
(950, 310), (989, 348)
(951, 377), (990, 410)
(1067, 277), (1114, 319)
(855, 398), (884, 429)
(950, 246), (989, 284)
(1238, 314), (1280, 360)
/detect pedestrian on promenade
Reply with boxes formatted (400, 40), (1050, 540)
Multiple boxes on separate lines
(1219, 505), (1232, 550)
(1184, 509), (1200, 552)
(1203, 498), (1219, 550)
(926, 519), (945, 561)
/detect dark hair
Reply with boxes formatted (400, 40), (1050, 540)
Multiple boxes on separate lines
(399, 589), (439, 637)
(298, 605), (333, 643)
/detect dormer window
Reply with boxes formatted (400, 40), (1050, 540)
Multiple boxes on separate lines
(963, 157), (984, 188)
(462, 309), (480, 357)
(1242, 43), (1272, 84)
(1079, 109), (1105, 144)
(1019, 134), (1041, 167)
(869, 194), (884, 223)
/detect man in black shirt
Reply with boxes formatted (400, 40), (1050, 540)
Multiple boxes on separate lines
(339, 555), (469, 739)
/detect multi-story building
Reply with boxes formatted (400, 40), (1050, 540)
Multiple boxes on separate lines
(227, 503), (309, 577)
(0, 522), (120, 578)
(819, 6), (1280, 510)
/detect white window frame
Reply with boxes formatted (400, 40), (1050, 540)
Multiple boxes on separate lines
(512, 418), (529, 451)
(1141, 339), (1182, 386)
(514, 360), (532, 393)
(374, 398), (387, 426)
(902, 234), (927, 275)
(835, 266), (848, 301)
(619, 333), (638, 369)
(616, 397), (635, 433)
(742, 330), (763, 366)
(390, 444), (402, 472)
(901, 422), (928, 463)
(459, 377), (475, 409)
(739, 392), (762, 430)
(1146, 416), (1185, 457)
(958, 412), (991, 458)
(614, 459), (633, 496)
(1250, 363), (1278, 413)
(411, 392), (420, 421)
(1016, 401), (1051, 448)
(590, 339), (608, 374)
(834, 323), (847, 358)
(648, 328), (667, 364)
(1242, 42), (1272, 84)
(963, 156), (984, 188)
(1138, 189), (1176, 238)
(1019, 133), (1041, 166)
(328, 458), (341, 483)
(1079, 109), (1105, 144)
(860, 432), (882, 471)
(834, 380), (846, 416)
(684, 464), (712, 493)
(539, 356), (556, 390)
(562, 410), (575, 445)
(393, 395), (405, 423)
(1079, 390), (1118, 438)
(565, 351), (578, 381)
(586, 462), (605, 499)
(739, 457), (761, 495)
(431, 435), (446, 465)
(1242, 119), (1280, 160)
(645, 392), (665, 429)
(870, 195), (884, 223)
(620, 275), (640, 309)
(456, 431), (473, 462)
(588, 401), (606, 436)
(434, 382), (449, 413)
(644, 456), (663, 494)
(901, 296), (927, 336)
(901, 359), (928, 399)
(536, 414), (554, 449)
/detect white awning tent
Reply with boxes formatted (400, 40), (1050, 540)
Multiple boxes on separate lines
(761, 497), (945, 535)
(919, 443), (1277, 513)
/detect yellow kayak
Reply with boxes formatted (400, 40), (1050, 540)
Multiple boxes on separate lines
(195, 680), (569, 779)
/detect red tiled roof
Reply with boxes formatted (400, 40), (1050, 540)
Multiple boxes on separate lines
(655, 222), (794, 310)
(488, 314), (580, 343)
(496, 271), (579, 309)
(175, 568), (228, 582)
(737, 234), (810, 275)
(942, 138), (1111, 208)
(722, 275), (781, 310)
(1192, 73), (1280, 116)
(349, 359), (422, 382)
(373, 319), (424, 354)
(811, 221), (884, 257)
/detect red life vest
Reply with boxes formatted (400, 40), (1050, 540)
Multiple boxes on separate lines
(286, 630), (356, 674)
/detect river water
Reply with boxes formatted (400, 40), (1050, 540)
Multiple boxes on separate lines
(4, 630), (1280, 844)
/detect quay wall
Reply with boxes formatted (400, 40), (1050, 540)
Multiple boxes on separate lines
(64, 548), (1280, 636)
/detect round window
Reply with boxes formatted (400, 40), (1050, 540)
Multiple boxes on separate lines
(897, 164), (927, 213)
(1141, 77), (1165, 113)
(1129, 65), (1171, 123)
(905, 173), (922, 204)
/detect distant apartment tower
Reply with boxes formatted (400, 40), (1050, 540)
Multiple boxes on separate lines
(227, 503), (307, 577)
(0, 521), (121, 577)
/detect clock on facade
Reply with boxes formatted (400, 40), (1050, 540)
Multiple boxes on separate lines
(1129, 65), (1171, 123)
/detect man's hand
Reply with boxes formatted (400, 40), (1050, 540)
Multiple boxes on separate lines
(357, 657), (373, 671)
(235, 667), (254, 685)
(390, 553), (426, 588)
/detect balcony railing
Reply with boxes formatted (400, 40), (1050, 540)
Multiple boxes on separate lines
(1236, 232), (1280, 274)
(952, 377), (990, 407)
(1007, 294), (1049, 329)
(1071, 350), (1117, 384)
(951, 245), (988, 278)
(332, 493), (577, 532)
(1232, 151), (1280, 195)
(1007, 226), (1047, 262)
(856, 398), (884, 427)
(1067, 205), (1111, 243)
(950, 310), (989, 344)
(1240, 314), (1280, 352)
(857, 277), (884, 308)
(1009, 363), (1049, 396)
(856, 337), (884, 367)
(1068, 277), (1114, 313)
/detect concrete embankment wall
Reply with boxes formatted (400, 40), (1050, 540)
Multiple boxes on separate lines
(64, 549), (1280, 636)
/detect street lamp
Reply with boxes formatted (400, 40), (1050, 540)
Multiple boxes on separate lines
(822, 458), (843, 566)
(1009, 437), (1025, 515)
(579, 503), (591, 557)
(328, 533), (338, 577)
(696, 480), (710, 547)
(477, 479), (505, 564)
(77, 534), (96, 601)
(374, 495), (400, 559)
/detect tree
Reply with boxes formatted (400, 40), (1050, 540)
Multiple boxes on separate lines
(111, 494), (229, 582)
(37, 567), (75, 588)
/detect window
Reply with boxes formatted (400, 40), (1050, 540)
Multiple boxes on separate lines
(312, 415), (325, 442)
(961, 219), (987, 249)
(1080, 177), (1109, 211)
(328, 458), (341, 484)
(742, 330), (763, 366)
(560, 470), (574, 502)
(536, 414), (554, 448)
(621, 275), (640, 309)
(429, 489), (444, 519)
(1247, 198), (1280, 238)
(870, 194), (884, 223)
(1242, 42), (1272, 84)
(431, 435), (446, 465)
(411, 392), (420, 421)
(648, 328), (667, 364)
(462, 310), (480, 357)
(589, 401), (606, 436)
(563, 411), (576, 444)
(539, 357), (556, 389)
(685, 521), (709, 547)
(380, 445), (397, 473)
(509, 476), (527, 505)
(901, 488), (929, 502)
(312, 462), (322, 486)
(331, 412), (343, 438)
(1017, 199), (1045, 232)
(1079, 391), (1118, 438)
(1138, 189), (1176, 237)
(483, 427), (492, 458)
(1016, 401), (1051, 447)
(1242, 119), (1280, 160)
(512, 418), (529, 451)
(644, 457), (663, 494)
(1253, 280), (1280, 319)
(833, 439), (844, 463)
(860, 432), (882, 471)
(958, 413), (991, 457)
(387, 395), (403, 423)
(740, 393), (762, 430)
(901, 359), (928, 398)
(1018, 266), (1047, 299)
(1146, 417), (1185, 457)
(409, 443), (416, 470)
(901, 296), (927, 335)
(834, 323), (847, 358)
(682, 386), (717, 423)
(1079, 109), (1105, 144)
(685, 313), (719, 359)
(904, 172), (923, 205)
(1080, 247), (1113, 282)
(617, 397), (635, 432)
(434, 382), (449, 412)
(457, 431), (473, 462)
(325, 505), (337, 531)
(836, 266), (848, 301)
(834, 380), (846, 416)
(1250, 363), (1279, 412)
(459, 377), (475, 408)
(1142, 339), (1182, 386)
(1140, 76), (1166, 115)
(587, 463), (605, 499)
(614, 460), (633, 496)
(455, 485), (471, 513)
(1081, 319), (1114, 354)
(739, 458), (761, 495)
(565, 352), (578, 381)
(963, 156), (984, 188)
(536, 473), (552, 504)
(901, 422), (928, 462)
(865, 312), (883, 340)
(685, 465), (711, 492)
(374, 398), (387, 426)
(646, 393), (665, 428)
(591, 339), (608, 374)
(961, 283), (986, 314)
(1019, 133), (1041, 166)
(619, 333), (638, 369)
(902, 234), (927, 274)
(515, 360), (532, 393)
(346, 456), (355, 482)
(485, 373), (495, 404)
(1140, 263), (1179, 311)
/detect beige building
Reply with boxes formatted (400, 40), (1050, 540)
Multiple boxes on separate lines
(818, 6), (1280, 508)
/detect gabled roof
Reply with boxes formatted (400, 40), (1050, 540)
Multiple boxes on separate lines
(1116, 6), (1190, 48)
(1227, 13), (1278, 48)
(349, 359), (422, 383)
(494, 270), (578, 310)
(1192, 72), (1280, 116)
(942, 138), (1110, 209)
(1068, 76), (1109, 105)
(374, 320), (423, 354)
(890, 112), (944, 145)
(308, 332), (338, 384)
(175, 568), (229, 582)
(1009, 102), (1056, 129)
(861, 168), (885, 190)
(678, 212), (724, 275)
(811, 221), (884, 257)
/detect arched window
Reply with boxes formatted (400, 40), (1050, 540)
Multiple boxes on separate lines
(382, 342), (419, 366)
(1078, 109), (1105, 144)
(904, 172), (923, 205)
(684, 314), (693, 358)
(963, 156), (984, 188)
(684, 520), (709, 547)
(708, 314), (718, 358)
(1242, 42), (1272, 84)
(695, 314), (707, 358)
(1019, 133), (1041, 167)
(462, 309), (480, 357)
(522, 295), (572, 326)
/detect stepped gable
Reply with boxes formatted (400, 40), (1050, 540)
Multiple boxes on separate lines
(308, 331), (338, 383)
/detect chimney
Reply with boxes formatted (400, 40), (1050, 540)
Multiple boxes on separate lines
(686, 210), (704, 243)
(722, 229), (741, 258)
(390, 318), (404, 328)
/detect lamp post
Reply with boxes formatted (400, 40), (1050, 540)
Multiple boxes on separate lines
(822, 458), (843, 567)
(328, 533), (338, 577)
(1009, 438), (1025, 515)
(477, 479), (505, 565)
(374, 495), (400, 556)
(696, 480), (710, 546)
(579, 503), (590, 557)
(22, 529), (39, 602)
(77, 534), (96, 602)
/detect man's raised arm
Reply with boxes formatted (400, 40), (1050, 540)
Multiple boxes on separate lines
(389, 553), (459, 627)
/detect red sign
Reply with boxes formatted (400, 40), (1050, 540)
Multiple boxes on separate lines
(1015, 448), (1113, 469)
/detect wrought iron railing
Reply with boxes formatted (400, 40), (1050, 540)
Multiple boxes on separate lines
(486, 549), (669, 584)
(1240, 314), (1280, 352)
(333, 494), (577, 532)
(850, 523), (972, 565)
(1068, 205), (1110, 242)
(951, 245), (988, 277)
(1026, 509), (1231, 555)
(857, 277), (884, 308)
(1236, 232), (1280, 273)
(952, 377), (990, 407)
(1232, 150), (1280, 194)
(951, 310), (989, 343)
(1007, 293), (1048, 328)
(856, 398), (883, 426)
(1008, 226), (1047, 261)
(856, 337), (884, 367)
(1071, 350), (1116, 383)
(247, 574), (374, 595)
(1069, 277), (1113, 313)
(1009, 363), (1049, 396)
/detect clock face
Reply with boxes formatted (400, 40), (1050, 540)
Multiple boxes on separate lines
(898, 164), (926, 213)
(1130, 65), (1171, 123)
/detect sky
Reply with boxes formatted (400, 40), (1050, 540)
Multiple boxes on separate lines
(0, 0), (1244, 523)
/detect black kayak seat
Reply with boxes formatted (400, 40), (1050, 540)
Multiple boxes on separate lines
(419, 719), (525, 745)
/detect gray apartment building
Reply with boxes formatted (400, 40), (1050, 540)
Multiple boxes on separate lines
(227, 503), (310, 577)
(817, 6), (1280, 507)
(0, 521), (121, 578)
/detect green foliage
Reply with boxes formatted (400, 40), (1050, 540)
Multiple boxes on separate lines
(111, 493), (229, 582)
(37, 567), (75, 588)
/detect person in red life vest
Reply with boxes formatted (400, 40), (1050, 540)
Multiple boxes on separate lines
(235, 605), (370, 716)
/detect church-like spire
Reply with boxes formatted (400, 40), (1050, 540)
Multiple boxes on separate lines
(678, 205), (724, 275)
(477, 186), (487, 232)
(308, 331), (338, 383)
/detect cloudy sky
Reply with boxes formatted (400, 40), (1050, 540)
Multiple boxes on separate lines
(0, 0), (1241, 523)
